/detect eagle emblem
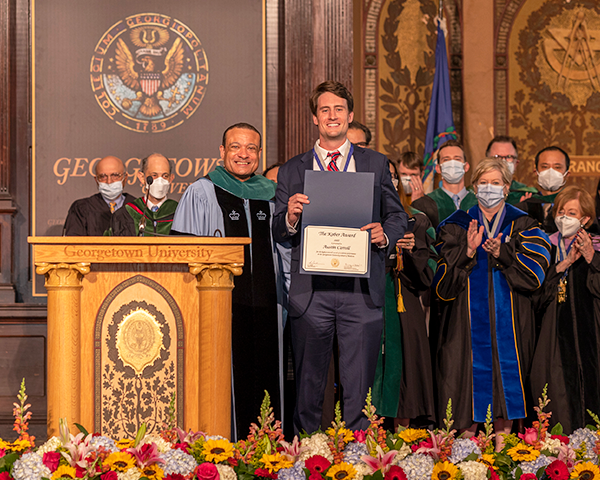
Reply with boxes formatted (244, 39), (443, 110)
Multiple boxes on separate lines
(91, 13), (209, 133)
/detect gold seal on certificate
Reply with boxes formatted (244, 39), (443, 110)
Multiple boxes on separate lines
(302, 225), (369, 275)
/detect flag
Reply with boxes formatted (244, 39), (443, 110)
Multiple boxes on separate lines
(423, 19), (457, 183)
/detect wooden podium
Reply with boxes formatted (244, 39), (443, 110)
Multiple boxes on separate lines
(28, 236), (250, 439)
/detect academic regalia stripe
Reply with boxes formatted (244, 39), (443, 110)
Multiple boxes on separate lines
(516, 252), (545, 287)
(520, 228), (551, 249)
(521, 241), (551, 265)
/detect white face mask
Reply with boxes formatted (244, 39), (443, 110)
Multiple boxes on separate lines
(400, 176), (412, 194)
(391, 177), (399, 189)
(504, 160), (516, 176)
(476, 184), (505, 209)
(537, 168), (566, 192)
(148, 177), (170, 200)
(440, 160), (465, 184)
(98, 181), (123, 201)
(555, 215), (582, 238)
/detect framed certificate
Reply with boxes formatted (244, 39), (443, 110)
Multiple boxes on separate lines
(300, 170), (374, 278)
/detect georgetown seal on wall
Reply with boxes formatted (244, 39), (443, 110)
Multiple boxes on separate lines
(90, 13), (209, 133)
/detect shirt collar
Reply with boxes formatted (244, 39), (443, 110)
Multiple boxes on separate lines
(146, 197), (167, 211)
(441, 186), (468, 202)
(103, 194), (126, 210)
(314, 139), (351, 169)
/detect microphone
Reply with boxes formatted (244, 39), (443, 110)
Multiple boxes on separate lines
(138, 176), (154, 236)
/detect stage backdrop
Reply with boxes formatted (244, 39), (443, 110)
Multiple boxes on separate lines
(32, 0), (265, 294)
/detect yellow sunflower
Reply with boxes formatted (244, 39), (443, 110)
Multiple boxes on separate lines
(478, 453), (498, 470)
(261, 452), (294, 473)
(203, 438), (235, 463)
(52, 464), (77, 479)
(571, 462), (600, 480)
(507, 443), (540, 462)
(139, 464), (165, 480)
(116, 438), (135, 449)
(0, 438), (32, 452)
(104, 451), (137, 472)
(397, 428), (429, 444)
(326, 462), (357, 480)
(432, 461), (460, 480)
(326, 427), (355, 443)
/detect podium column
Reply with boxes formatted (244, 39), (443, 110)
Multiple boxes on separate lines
(36, 262), (90, 436)
(189, 263), (242, 438)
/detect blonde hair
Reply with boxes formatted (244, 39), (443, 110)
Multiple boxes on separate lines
(552, 185), (595, 228)
(471, 157), (512, 186)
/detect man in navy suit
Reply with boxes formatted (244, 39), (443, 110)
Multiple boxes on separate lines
(273, 81), (407, 432)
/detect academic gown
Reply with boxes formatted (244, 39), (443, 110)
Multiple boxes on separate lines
(516, 192), (558, 234)
(64, 192), (135, 236)
(412, 188), (478, 230)
(530, 232), (600, 434)
(171, 168), (287, 440)
(110, 198), (178, 236)
(432, 204), (551, 429)
(373, 211), (437, 420)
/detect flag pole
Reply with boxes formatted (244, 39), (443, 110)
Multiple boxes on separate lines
(439, 0), (444, 20)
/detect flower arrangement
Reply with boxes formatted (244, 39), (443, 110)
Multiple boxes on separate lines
(1, 383), (600, 480)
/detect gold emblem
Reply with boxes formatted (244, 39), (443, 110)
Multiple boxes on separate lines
(331, 258), (340, 268)
(116, 307), (164, 374)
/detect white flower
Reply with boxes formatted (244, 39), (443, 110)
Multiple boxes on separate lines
(459, 460), (488, 480)
(216, 464), (237, 480)
(12, 452), (51, 480)
(140, 434), (172, 453)
(36, 436), (61, 455)
(117, 468), (142, 480)
(392, 443), (412, 464)
(353, 461), (372, 480)
(299, 433), (334, 462)
(541, 437), (562, 455)
(398, 453), (434, 480)
(161, 448), (198, 475)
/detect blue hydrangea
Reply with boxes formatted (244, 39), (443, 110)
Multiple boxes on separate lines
(278, 462), (306, 480)
(343, 442), (368, 465)
(512, 454), (551, 476)
(12, 452), (51, 480)
(448, 438), (481, 463)
(160, 447), (199, 475)
(398, 453), (434, 480)
(569, 428), (599, 463)
(90, 435), (119, 453)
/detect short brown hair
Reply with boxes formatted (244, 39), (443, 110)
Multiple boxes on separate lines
(471, 157), (512, 186)
(399, 151), (424, 173)
(552, 185), (595, 227)
(309, 81), (354, 116)
(222, 123), (262, 149)
(438, 139), (465, 162)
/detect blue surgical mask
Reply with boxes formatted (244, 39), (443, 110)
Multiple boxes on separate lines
(440, 160), (465, 184)
(476, 184), (505, 208)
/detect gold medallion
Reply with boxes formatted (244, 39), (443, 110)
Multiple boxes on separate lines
(116, 307), (164, 374)
(331, 258), (340, 268)
(558, 278), (567, 303)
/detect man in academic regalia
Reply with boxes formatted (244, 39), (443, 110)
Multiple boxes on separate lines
(111, 153), (177, 236)
(64, 156), (135, 236)
(171, 123), (285, 440)
(412, 140), (477, 230)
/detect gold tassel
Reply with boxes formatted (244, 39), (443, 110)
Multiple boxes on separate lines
(397, 278), (406, 313)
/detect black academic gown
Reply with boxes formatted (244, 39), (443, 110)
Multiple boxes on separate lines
(64, 192), (135, 236)
(432, 204), (551, 429)
(530, 238), (600, 434)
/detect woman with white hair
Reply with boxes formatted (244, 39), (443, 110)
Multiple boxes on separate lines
(432, 157), (551, 449)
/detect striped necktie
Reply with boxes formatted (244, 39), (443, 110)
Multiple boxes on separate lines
(327, 151), (341, 172)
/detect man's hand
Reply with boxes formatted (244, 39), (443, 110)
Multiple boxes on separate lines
(410, 176), (425, 201)
(397, 232), (415, 252)
(361, 222), (386, 247)
(287, 193), (310, 226)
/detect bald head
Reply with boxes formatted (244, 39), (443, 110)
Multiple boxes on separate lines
(94, 156), (127, 184)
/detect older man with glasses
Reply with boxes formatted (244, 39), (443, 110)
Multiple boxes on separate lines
(64, 155), (135, 235)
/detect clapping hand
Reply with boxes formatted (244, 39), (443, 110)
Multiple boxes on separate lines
(466, 219), (484, 258)
(482, 234), (502, 258)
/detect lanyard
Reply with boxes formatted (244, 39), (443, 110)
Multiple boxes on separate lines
(478, 203), (506, 241)
(312, 144), (354, 172)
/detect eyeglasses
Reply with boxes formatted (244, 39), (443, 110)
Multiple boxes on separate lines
(96, 173), (125, 182)
(492, 154), (518, 161)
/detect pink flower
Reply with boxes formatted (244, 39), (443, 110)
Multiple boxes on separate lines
(361, 445), (397, 474)
(195, 462), (220, 480)
(173, 442), (189, 453)
(126, 442), (164, 468)
(354, 430), (367, 443)
(305, 455), (331, 474)
(0, 449), (5, 458)
(0, 472), (12, 480)
(412, 432), (442, 460)
(520, 474), (537, 480)
(164, 474), (187, 480)
(42, 451), (61, 472)
(546, 460), (569, 480)
(518, 428), (539, 445)
(385, 465), (407, 480)
(101, 472), (118, 480)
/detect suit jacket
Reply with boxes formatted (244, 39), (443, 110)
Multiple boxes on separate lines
(273, 146), (407, 314)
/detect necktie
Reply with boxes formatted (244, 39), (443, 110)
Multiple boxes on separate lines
(109, 202), (116, 213)
(452, 194), (460, 209)
(151, 206), (159, 213)
(327, 151), (341, 172)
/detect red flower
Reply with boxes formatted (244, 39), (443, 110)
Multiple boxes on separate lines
(42, 451), (61, 472)
(0, 449), (5, 458)
(518, 428), (539, 446)
(488, 468), (500, 480)
(227, 457), (239, 467)
(255, 468), (278, 479)
(520, 474), (537, 480)
(354, 430), (367, 443)
(546, 460), (569, 480)
(172, 442), (189, 453)
(75, 465), (88, 478)
(101, 472), (118, 480)
(385, 465), (408, 480)
(0, 472), (12, 480)
(305, 455), (332, 474)
(195, 462), (220, 480)
(164, 474), (187, 480)
(551, 435), (570, 445)
(309, 474), (323, 480)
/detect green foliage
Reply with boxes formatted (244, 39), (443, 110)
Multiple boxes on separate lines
(550, 423), (564, 436)
(75, 423), (89, 436)
(134, 423), (147, 448)
(188, 437), (207, 464)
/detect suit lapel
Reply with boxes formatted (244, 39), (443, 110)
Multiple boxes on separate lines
(353, 147), (372, 173)
(297, 150), (314, 185)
